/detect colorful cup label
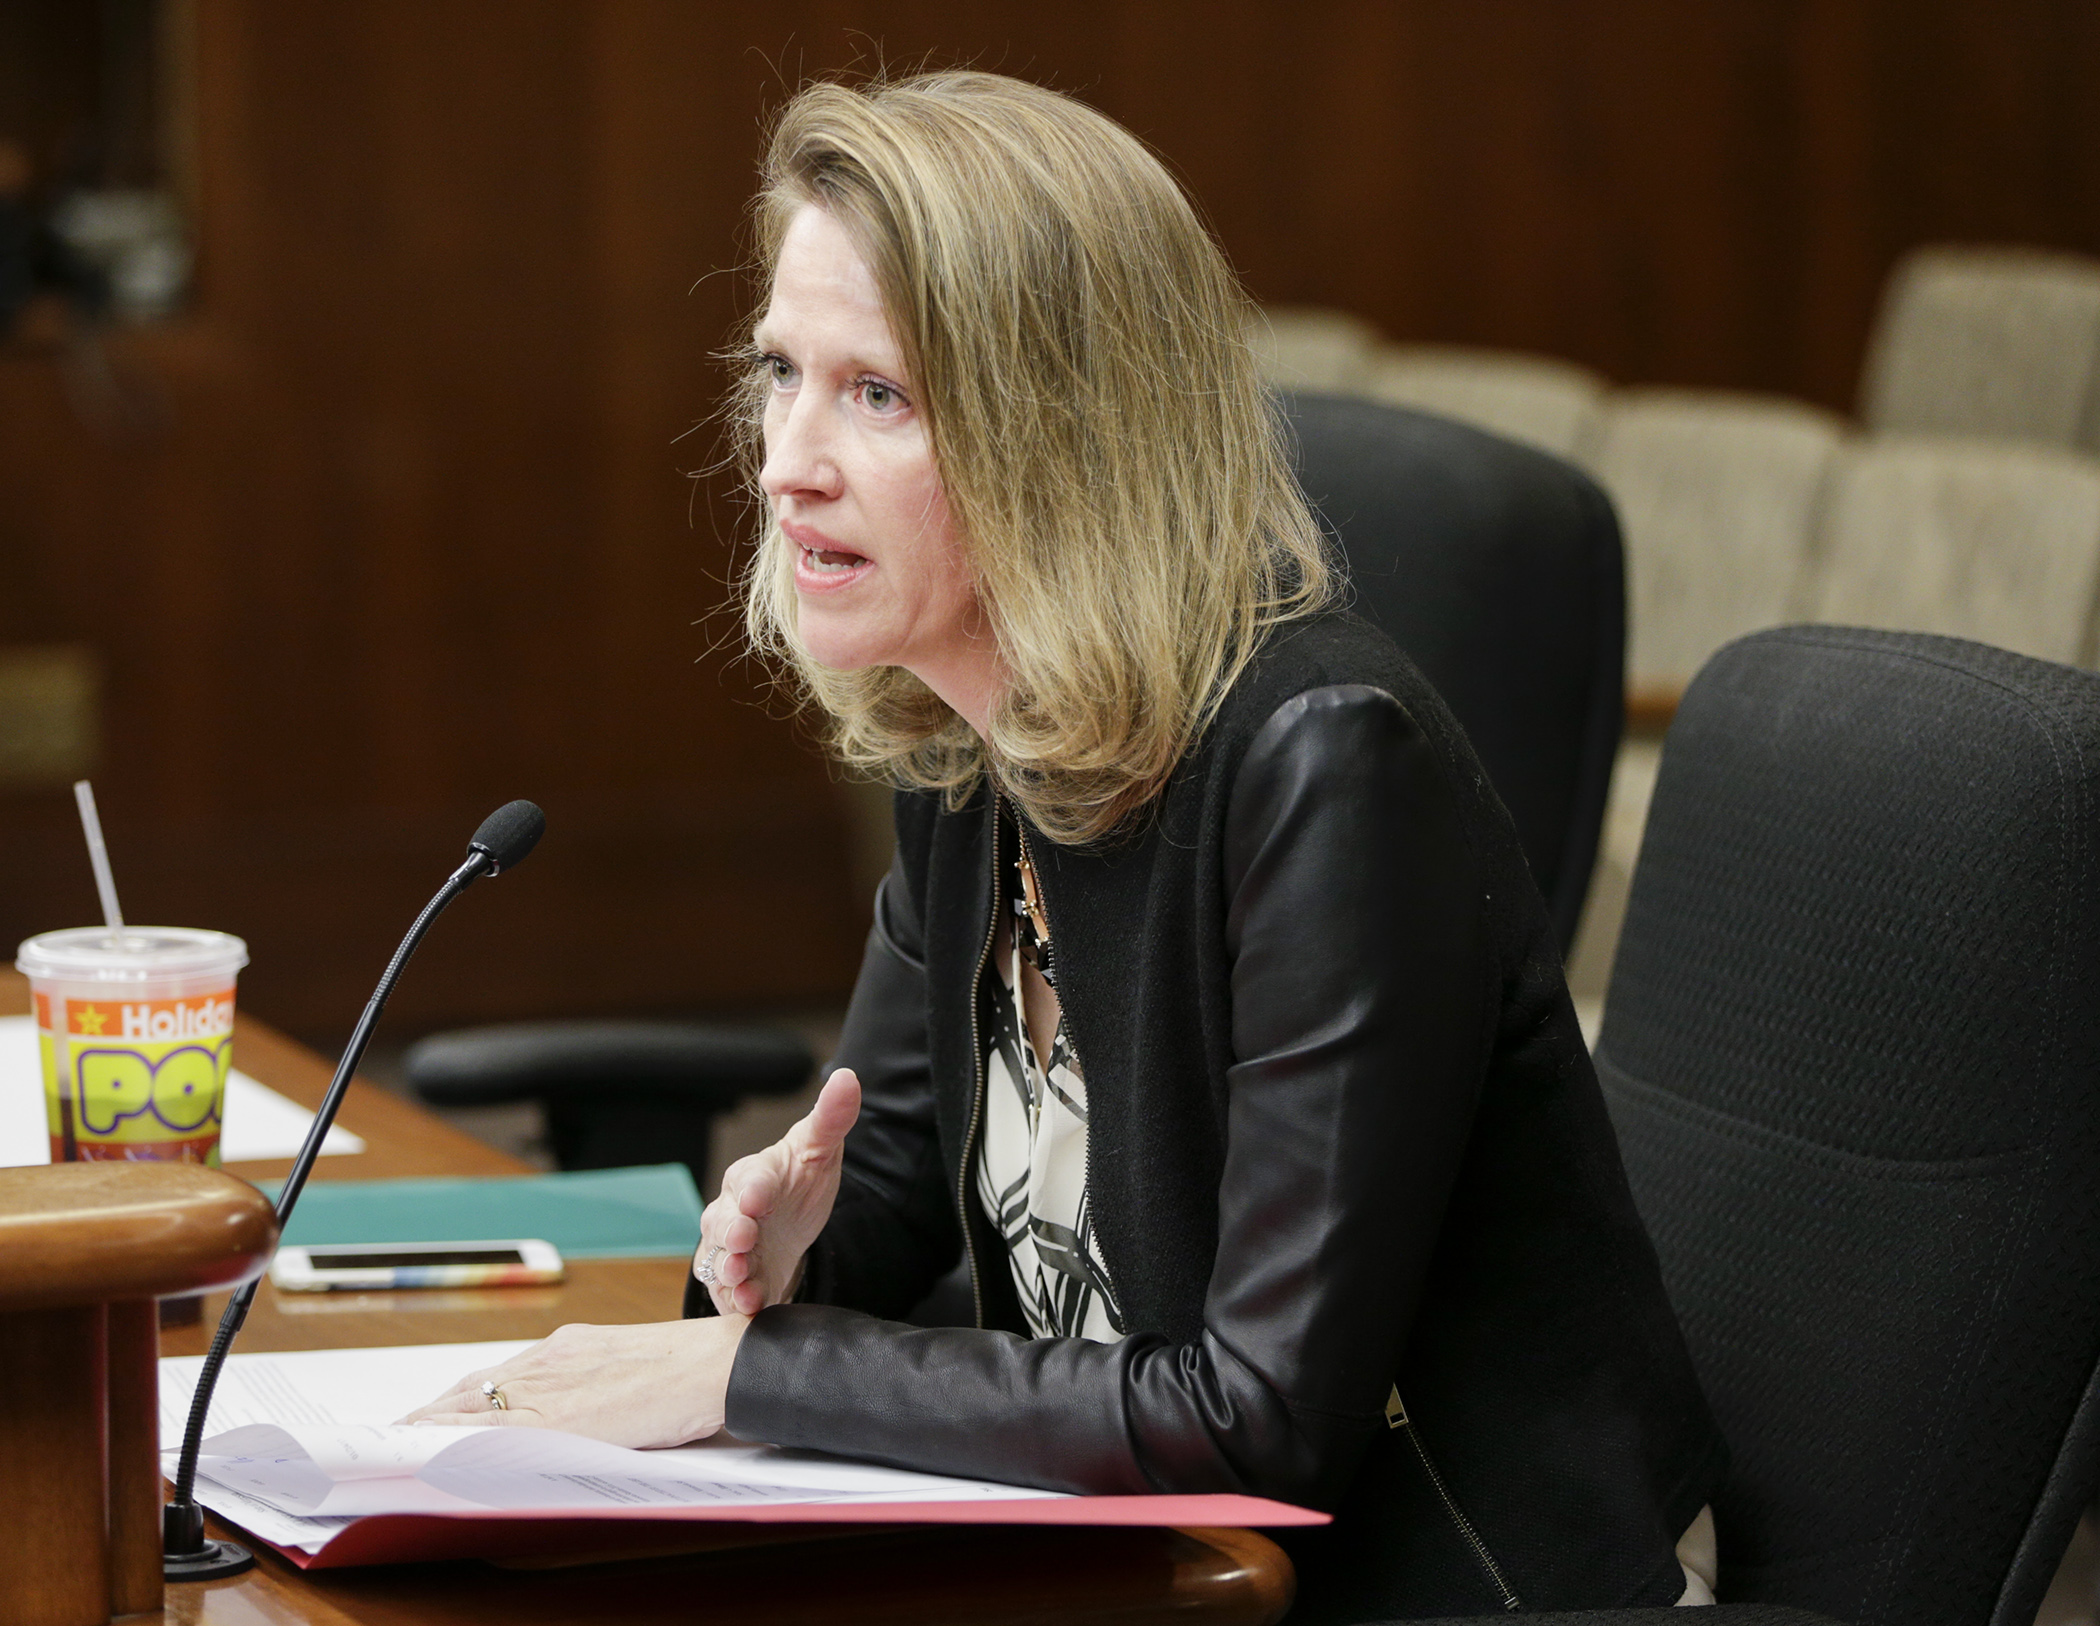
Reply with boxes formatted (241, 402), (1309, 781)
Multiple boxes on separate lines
(34, 988), (235, 1165)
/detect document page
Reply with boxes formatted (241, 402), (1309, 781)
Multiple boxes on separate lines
(162, 1342), (1057, 1553)
(161, 1340), (534, 1443)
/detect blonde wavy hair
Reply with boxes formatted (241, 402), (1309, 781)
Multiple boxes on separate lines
(736, 71), (1335, 844)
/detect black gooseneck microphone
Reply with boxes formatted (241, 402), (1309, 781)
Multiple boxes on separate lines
(163, 800), (545, 1581)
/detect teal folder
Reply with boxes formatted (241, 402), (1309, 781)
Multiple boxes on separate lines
(264, 1164), (704, 1260)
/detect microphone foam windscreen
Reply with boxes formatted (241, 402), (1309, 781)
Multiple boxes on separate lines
(469, 800), (545, 873)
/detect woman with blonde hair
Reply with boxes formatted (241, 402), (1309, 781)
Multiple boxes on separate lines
(412, 71), (1724, 1620)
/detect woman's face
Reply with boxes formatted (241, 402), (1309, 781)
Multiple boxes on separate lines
(757, 205), (996, 722)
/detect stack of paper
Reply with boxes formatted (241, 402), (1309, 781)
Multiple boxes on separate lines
(160, 1342), (1323, 1568)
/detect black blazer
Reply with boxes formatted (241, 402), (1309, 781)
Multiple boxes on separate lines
(710, 612), (1725, 1621)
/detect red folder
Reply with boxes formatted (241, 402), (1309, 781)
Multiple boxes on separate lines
(248, 1494), (1329, 1570)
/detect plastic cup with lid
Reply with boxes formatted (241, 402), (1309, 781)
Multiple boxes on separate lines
(14, 927), (249, 1165)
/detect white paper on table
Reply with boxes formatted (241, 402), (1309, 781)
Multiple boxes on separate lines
(160, 1342), (1058, 1548)
(160, 1340), (539, 1445)
(0, 1013), (364, 1166)
(160, 1341), (534, 1552)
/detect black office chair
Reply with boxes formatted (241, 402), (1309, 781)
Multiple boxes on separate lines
(1380, 626), (2100, 1626)
(405, 1020), (813, 1193)
(1282, 391), (1625, 953)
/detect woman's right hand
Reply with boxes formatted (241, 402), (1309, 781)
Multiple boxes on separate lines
(696, 1067), (862, 1316)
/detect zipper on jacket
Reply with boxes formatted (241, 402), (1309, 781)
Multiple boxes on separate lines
(1387, 1386), (1523, 1611)
(956, 798), (1004, 1330)
(1009, 816), (1089, 1078)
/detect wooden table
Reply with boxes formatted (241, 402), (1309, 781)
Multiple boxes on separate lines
(0, 974), (1293, 1625)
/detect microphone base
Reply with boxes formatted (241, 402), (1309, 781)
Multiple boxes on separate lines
(164, 1536), (256, 1581)
(165, 1503), (256, 1580)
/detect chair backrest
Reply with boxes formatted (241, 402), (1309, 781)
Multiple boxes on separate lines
(1586, 387), (1845, 695)
(1282, 391), (1624, 952)
(1597, 626), (2100, 1626)
(1246, 305), (1382, 393)
(1800, 434), (2100, 667)
(1860, 245), (2100, 450)
(1363, 344), (1606, 459)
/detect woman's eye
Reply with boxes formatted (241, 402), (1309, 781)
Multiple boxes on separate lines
(766, 354), (794, 385)
(858, 378), (903, 413)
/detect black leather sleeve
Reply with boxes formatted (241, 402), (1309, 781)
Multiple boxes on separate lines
(724, 686), (1494, 1506)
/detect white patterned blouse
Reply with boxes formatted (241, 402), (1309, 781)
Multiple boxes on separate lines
(973, 884), (1125, 1344)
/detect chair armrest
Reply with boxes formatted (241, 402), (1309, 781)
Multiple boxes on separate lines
(1626, 681), (1683, 734)
(405, 1020), (814, 1113)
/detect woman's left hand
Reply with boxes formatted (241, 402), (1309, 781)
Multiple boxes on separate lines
(398, 1315), (750, 1449)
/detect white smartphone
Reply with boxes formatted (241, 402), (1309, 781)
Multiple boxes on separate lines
(269, 1239), (565, 1293)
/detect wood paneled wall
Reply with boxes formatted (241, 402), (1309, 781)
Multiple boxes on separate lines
(4, 0), (2098, 1036)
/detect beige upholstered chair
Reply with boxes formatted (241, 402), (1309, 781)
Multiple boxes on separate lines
(1362, 344), (1605, 459)
(1860, 246), (2100, 451)
(1243, 305), (1382, 392)
(1800, 434), (2100, 667)
(1586, 388), (1847, 707)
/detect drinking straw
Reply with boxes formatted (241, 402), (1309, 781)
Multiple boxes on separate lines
(72, 780), (126, 944)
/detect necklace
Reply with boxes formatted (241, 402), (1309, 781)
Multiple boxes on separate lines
(1013, 839), (1058, 988)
